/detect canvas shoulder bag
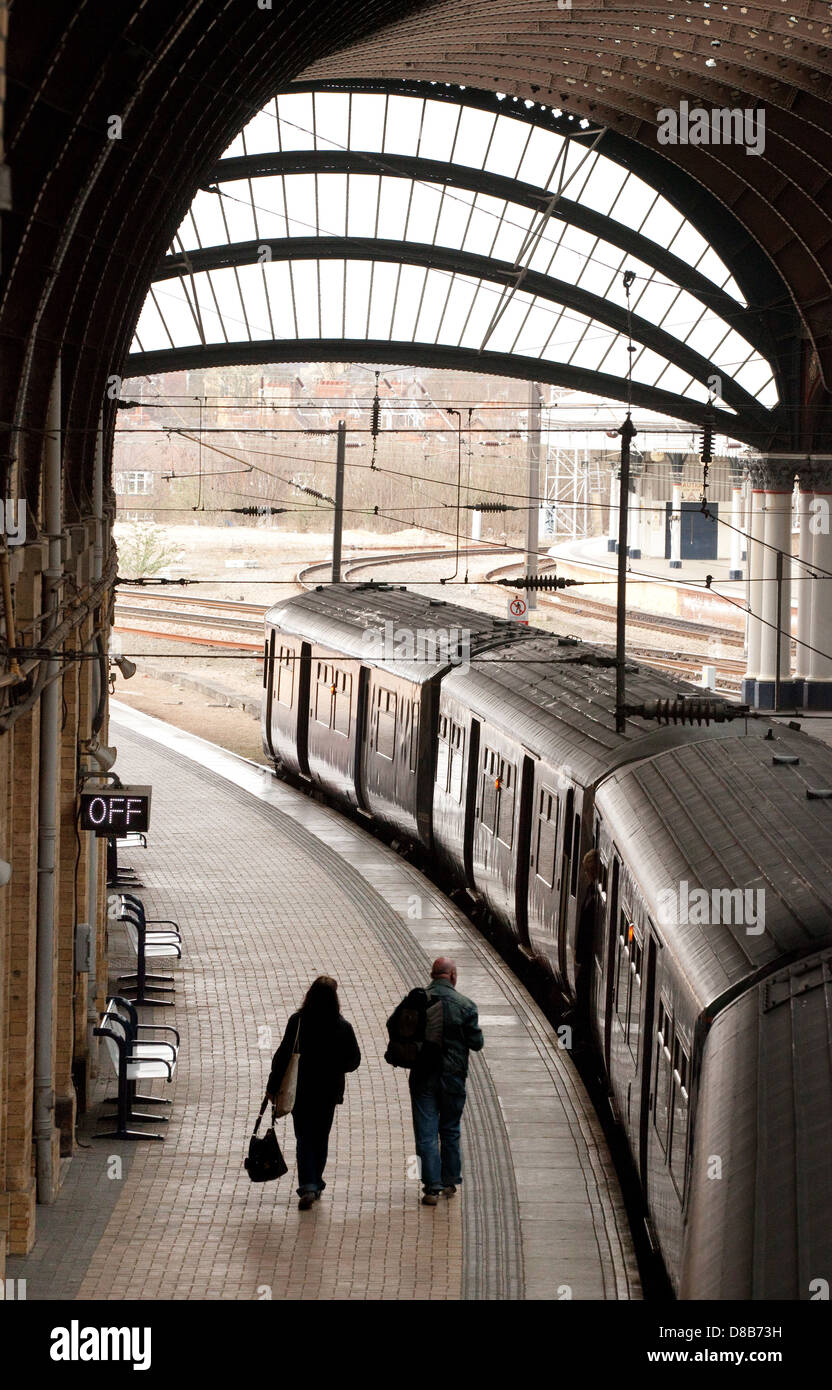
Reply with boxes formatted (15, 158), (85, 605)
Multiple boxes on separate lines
(274, 1015), (301, 1117)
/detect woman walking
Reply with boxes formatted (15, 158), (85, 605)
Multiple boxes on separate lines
(266, 976), (361, 1210)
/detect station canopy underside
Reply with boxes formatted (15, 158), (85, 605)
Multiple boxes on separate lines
(7, 0), (831, 510)
(128, 85), (786, 447)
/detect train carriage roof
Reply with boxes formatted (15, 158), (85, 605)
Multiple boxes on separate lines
(596, 727), (832, 1007)
(265, 582), (539, 682)
(442, 633), (707, 786)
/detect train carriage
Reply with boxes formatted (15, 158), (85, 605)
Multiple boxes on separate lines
(263, 584), (535, 843)
(594, 726), (832, 1295)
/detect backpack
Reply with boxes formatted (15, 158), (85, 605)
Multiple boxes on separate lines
(385, 988), (444, 1069)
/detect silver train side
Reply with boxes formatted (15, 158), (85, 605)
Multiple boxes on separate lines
(262, 583), (832, 1298)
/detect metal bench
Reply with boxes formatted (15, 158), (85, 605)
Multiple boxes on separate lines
(106, 834), (145, 889)
(114, 894), (182, 1008)
(94, 996), (180, 1140)
(120, 831), (148, 850)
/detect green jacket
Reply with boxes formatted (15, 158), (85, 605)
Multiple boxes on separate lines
(412, 978), (484, 1094)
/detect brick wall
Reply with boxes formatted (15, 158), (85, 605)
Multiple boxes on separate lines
(0, 532), (113, 1258)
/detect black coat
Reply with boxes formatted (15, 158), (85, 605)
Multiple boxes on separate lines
(267, 1011), (361, 1110)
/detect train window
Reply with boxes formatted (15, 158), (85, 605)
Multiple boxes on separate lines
(535, 789), (558, 888)
(480, 746), (498, 833)
(410, 700), (420, 773)
(436, 716), (450, 790)
(669, 1038), (690, 1198)
(376, 687), (397, 760)
(277, 645), (295, 708)
(449, 722), (465, 802)
(570, 812), (581, 896)
(314, 663), (332, 725)
(496, 758), (515, 847)
(333, 669), (352, 737)
(654, 1001), (673, 1154)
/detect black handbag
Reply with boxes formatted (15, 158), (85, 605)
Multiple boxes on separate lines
(244, 1097), (288, 1183)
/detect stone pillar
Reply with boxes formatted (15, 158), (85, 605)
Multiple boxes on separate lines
(54, 649), (79, 1153)
(729, 458), (744, 579)
(756, 461), (797, 708)
(0, 708), (9, 1281)
(794, 473), (815, 684)
(607, 468), (619, 552)
(3, 548), (43, 1255)
(742, 463), (766, 701)
(7, 709), (41, 1255)
(805, 463), (832, 708)
(668, 456), (684, 569)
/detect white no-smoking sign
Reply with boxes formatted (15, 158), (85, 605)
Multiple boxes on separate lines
(508, 595), (528, 623)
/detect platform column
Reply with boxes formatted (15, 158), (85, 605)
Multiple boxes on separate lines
(729, 458), (744, 579)
(607, 467), (619, 552)
(804, 463), (832, 708)
(668, 456), (683, 569)
(794, 472), (815, 687)
(742, 462), (765, 702)
(756, 461), (797, 708)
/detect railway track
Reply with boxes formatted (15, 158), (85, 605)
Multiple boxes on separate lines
(296, 544), (520, 589)
(482, 558), (745, 648)
(114, 546), (747, 691)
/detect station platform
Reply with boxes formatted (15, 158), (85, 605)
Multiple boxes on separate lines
(8, 705), (641, 1302)
(548, 538), (750, 631)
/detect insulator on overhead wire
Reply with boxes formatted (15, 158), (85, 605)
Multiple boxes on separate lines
(463, 501), (518, 512)
(495, 573), (579, 591)
(228, 506), (287, 516)
(621, 697), (749, 725)
(699, 414), (714, 465)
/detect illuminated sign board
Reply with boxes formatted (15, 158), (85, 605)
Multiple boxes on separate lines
(79, 785), (152, 836)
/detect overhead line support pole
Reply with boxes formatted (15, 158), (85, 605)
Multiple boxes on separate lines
(615, 413), (636, 734)
(332, 419), (346, 584)
(526, 381), (542, 610)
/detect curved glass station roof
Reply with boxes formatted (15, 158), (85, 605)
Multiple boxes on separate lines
(130, 87), (778, 431)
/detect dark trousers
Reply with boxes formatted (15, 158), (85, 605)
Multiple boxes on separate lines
(292, 1101), (336, 1195)
(410, 1077), (466, 1193)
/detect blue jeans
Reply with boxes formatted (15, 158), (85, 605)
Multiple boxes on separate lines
(410, 1077), (466, 1193)
(292, 1101), (336, 1195)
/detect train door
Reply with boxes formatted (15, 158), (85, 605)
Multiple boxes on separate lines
(297, 642), (311, 777)
(638, 928), (658, 1190)
(354, 665), (370, 811)
(601, 854), (620, 1073)
(557, 787), (574, 978)
(263, 632), (275, 758)
(514, 754), (536, 948)
(462, 717), (480, 892)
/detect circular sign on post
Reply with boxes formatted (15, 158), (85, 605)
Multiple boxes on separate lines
(508, 595), (528, 624)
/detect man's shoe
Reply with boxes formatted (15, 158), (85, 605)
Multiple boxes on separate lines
(298, 1192), (316, 1210)
(442, 1185), (457, 1198)
(421, 1192), (439, 1206)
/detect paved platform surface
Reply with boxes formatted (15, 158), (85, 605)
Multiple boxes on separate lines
(8, 703), (641, 1302)
(551, 537), (746, 593)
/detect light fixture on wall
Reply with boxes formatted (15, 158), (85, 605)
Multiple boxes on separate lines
(110, 655), (137, 680)
(79, 737), (118, 775)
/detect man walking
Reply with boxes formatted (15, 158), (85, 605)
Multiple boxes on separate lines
(406, 956), (484, 1207)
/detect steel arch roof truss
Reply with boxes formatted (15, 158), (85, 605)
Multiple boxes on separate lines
(128, 86), (787, 446)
